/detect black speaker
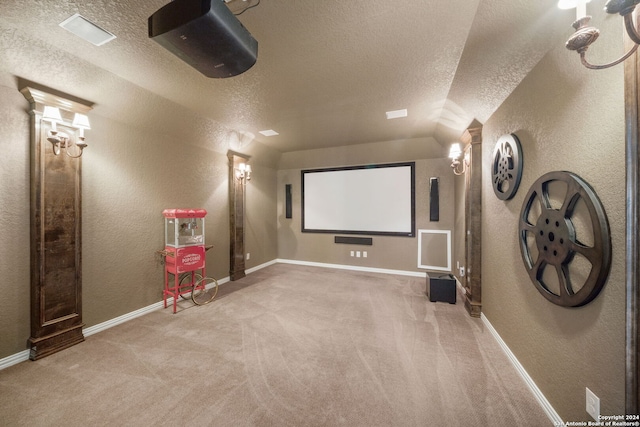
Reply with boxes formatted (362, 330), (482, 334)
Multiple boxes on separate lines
(426, 273), (456, 304)
(429, 177), (439, 221)
(285, 184), (292, 219)
(148, 0), (258, 78)
(334, 236), (373, 245)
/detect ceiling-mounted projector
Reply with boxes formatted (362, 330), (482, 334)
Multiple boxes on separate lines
(148, 0), (258, 78)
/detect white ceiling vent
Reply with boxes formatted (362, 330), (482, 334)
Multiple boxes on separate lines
(59, 14), (116, 46)
(385, 109), (408, 120)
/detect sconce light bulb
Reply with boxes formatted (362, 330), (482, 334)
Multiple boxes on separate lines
(449, 143), (462, 160)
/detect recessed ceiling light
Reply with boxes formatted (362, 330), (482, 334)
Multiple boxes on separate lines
(259, 129), (279, 137)
(386, 109), (408, 120)
(59, 13), (117, 46)
(557, 0), (591, 9)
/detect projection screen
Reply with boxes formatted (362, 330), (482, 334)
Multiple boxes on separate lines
(301, 162), (415, 237)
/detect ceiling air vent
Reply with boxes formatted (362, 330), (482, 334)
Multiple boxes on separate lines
(59, 14), (117, 46)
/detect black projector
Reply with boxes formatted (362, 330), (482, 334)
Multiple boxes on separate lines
(148, 0), (258, 78)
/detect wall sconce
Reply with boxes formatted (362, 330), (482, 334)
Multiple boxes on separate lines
(235, 162), (252, 182)
(42, 106), (91, 158)
(449, 143), (469, 175)
(560, 0), (640, 69)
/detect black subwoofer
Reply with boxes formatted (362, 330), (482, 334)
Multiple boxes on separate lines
(426, 273), (456, 304)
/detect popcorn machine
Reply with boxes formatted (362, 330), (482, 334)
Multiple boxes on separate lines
(159, 208), (217, 313)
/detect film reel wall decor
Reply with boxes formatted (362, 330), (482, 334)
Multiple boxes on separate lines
(491, 133), (523, 200)
(518, 171), (611, 307)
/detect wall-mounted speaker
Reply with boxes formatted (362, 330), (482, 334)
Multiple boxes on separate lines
(334, 236), (373, 245)
(430, 177), (439, 221)
(285, 184), (292, 219)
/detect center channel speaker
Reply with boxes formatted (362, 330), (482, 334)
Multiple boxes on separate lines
(149, 0), (258, 78)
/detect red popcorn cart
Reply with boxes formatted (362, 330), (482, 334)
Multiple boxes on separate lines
(159, 208), (218, 313)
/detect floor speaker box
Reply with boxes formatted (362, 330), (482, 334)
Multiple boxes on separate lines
(426, 273), (456, 304)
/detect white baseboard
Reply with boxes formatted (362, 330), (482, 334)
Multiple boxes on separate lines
(0, 260), (444, 371)
(1, 260), (563, 425)
(0, 350), (30, 370)
(83, 300), (165, 337)
(481, 313), (562, 425)
(276, 258), (426, 278)
(85, 273), (236, 337)
(247, 259), (278, 274)
(0, 263), (277, 371)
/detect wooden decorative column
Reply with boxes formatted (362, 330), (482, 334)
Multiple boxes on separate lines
(463, 126), (483, 317)
(228, 151), (249, 280)
(623, 33), (640, 415)
(21, 87), (92, 359)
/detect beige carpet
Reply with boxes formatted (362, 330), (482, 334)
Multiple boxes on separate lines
(0, 264), (550, 426)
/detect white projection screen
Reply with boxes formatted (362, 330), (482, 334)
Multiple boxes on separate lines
(301, 162), (415, 237)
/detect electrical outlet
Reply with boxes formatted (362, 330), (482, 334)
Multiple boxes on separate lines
(350, 251), (354, 257)
(356, 251), (361, 258)
(363, 251), (367, 258)
(586, 387), (600, 420)
(460, 266), (465, 277)
(246, 253), (250, 260)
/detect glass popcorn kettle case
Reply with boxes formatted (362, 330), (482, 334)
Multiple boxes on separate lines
(163, 208), (206, 248)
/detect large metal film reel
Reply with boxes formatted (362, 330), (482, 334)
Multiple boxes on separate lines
(518, 171), (611, 307)
(492, 134), (523, 200)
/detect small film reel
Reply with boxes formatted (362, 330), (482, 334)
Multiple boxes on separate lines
(491, 134), (523, 201)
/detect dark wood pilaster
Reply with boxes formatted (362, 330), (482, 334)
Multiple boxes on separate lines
(463, 126), (483, 318)
(228, 151), (249, 281)
(21, 87), (91, 359)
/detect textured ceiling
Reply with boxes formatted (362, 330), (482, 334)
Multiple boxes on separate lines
(0, 0), (572, 153)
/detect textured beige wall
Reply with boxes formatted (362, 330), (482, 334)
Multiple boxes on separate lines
(245, 162), (278, 269)
(0, 35), (279, 358)
(0, 9), (629, 423)
(481, 22), (626, 421)
(80, 114), (236, 327)
(277, 138), (453, 273)
(0, 81), (31, 360)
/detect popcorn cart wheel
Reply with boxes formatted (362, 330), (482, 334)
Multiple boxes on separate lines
(178, 272), (218, 305)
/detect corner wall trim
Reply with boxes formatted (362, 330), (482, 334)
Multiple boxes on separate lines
(481, 313), (561, 425)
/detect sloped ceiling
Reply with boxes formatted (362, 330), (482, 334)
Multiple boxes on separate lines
(0, 0), (573, 153)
